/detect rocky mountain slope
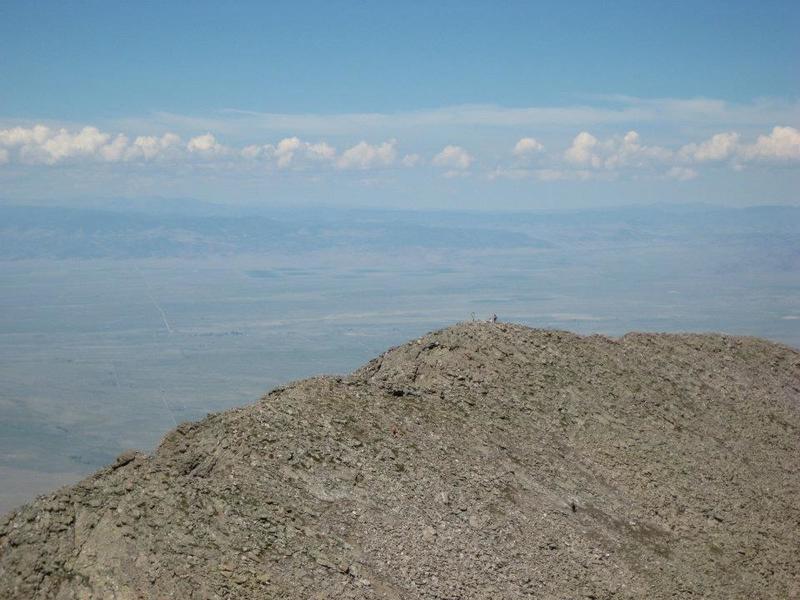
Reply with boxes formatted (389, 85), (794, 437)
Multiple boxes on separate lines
(1, 322), (799, 599)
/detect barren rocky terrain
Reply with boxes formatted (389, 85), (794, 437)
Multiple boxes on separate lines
(1, 322), (798, 599)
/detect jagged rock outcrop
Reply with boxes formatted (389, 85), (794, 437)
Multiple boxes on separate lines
(1, 322), (799, 599)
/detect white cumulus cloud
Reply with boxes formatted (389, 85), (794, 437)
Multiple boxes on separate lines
(241, 137), (337, 168)
(26, 126), (110, 164)
(0, 124), (52, 147)
(741, 126), (800, 161)
(679, 132), (740, 162)
(677, 126), (800, 166)
(336, 140), (396, 170)
(306, 141), (336, 162)
(433, 145), (472, 170)
(0, 124), (186, 164)
(128, 133), (182, 161)
(604, 131), (672, 169)
(187, 133), (226, 155)
(0, 125), (117, 164)
(98, 134), (130, 162)
(564, 132), (601, 167)
(2, 120), (798, 187)
(513, 137), (544, 156)
(274, 137), (302, 168)
(43, 127), (112, 163)
(565, 130), (671, 170)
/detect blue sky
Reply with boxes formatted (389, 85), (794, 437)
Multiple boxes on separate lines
(1, 0), (798, 209)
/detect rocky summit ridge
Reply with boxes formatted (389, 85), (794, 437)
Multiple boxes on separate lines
(1, 322), (799, 599)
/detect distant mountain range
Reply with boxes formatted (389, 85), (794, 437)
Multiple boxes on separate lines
(1, 202), (798, 260)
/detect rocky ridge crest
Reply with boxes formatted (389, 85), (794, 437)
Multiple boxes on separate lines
(1, 322), (799, 598)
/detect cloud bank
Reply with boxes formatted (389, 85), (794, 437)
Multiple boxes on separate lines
(0, 111), (798, 186)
